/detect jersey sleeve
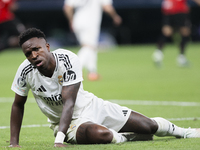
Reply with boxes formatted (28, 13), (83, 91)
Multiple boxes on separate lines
(64, 0), (75, 6)
(101, 0), (112, 5)
(11, 61), (31, 97)
(61, 50), (83, 86)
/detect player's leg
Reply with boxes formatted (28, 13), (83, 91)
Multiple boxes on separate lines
(120, 111), (200, 138)
(74, 100), (132, 144)
(76, 122), (117, 144)
(152, 117), (200, 138)
(177, 26), (190, 66)
(74, 99), (154, 144)
(153, 26), (173, 66)
(119, 111), (158, 134)
(51, 121), (129, 144)
(179, 26), (190, 54)
(76, 28), (99, 81)
(176, 13), (191, 67)
(76, 121), (153, 144)
(77, 45), (99, 80)
(159, 14), (174, 49)
(77, 45), (96, 70)
(120, 111), (185, 137)
(76, 111), (189, 144)
(159, 25), (173, 47)
(153, 15), (173, 67)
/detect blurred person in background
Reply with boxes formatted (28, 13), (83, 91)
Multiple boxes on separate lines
(153, 0), (200, 67)
(0, 0), (25, 52)
(63, 0), (122, 81)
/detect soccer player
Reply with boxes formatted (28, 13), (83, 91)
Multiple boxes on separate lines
(63, 0), (122, 81)
(153, 0), (200, 67)
(9, 28), (200, 148)
(0, 0), (25, 52)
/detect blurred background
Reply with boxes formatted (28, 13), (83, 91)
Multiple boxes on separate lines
(14, 0), (200, 47)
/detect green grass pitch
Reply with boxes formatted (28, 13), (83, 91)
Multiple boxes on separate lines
(0, 43), (200, 149)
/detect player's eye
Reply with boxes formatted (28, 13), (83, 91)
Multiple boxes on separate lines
(33, 47), (39, 51)
(25, 51), (31, 57)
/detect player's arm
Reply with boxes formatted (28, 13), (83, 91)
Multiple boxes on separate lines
(63, 4), (74, 32)
(192, 0), (200, 5)
(54, 82), (81, 147)
(9, 0), (19, 12)
(103, 4), (122, 26)
(9, 93), (27, 147)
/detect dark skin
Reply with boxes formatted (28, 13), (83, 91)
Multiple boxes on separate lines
(10, 37), (158, 148)
(22, 37), (55, 77)
(9, 94), (26, 147)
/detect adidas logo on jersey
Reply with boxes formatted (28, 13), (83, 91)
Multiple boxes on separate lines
(122, 110), (128, 116)
(37, 85), (47, 92)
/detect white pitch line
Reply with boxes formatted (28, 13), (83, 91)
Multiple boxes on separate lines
(0, 124), (50, 129)
(1, 117), (200, 129)
(167, 117), (200, 121)
(0, 97), (35, 103)
(1, 97), (200, 106)
(109, 100), (200, 106)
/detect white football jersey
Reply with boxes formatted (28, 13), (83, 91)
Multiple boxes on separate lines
(11, 49), (94, 124)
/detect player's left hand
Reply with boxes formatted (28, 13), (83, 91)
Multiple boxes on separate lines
(54, 143), (70, 147)
(113, 15), (122, 26)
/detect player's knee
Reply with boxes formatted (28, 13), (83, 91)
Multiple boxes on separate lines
(162, 26), (173, 36)
(85, 126), (112, 144)
(136, 116), (158, 134)
(180, 27), (190, 36)
(149, 120), (158, 134)
(141, 120), (158, 134)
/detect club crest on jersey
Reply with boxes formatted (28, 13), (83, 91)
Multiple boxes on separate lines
(70, 124), (76, 130)
(17, 77), (26, 87)
(58, 75), (63, 85)
(63, 70), (76, 82)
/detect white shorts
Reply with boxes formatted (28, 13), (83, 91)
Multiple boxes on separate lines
(50, 96), (131, 144)
(74, 27), (100, 47)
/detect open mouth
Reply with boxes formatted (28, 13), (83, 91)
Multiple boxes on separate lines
(35, 60), (43, 67)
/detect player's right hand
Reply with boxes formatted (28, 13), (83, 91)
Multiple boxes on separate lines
(8, 144), (21, 148)
(54, 143), (68, 147)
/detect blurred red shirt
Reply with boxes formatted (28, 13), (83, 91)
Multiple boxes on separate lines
(0, 0), (16, 23)
(162, 0), (189, 15)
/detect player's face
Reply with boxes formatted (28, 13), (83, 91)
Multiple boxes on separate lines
(22, 37), (52, 70)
